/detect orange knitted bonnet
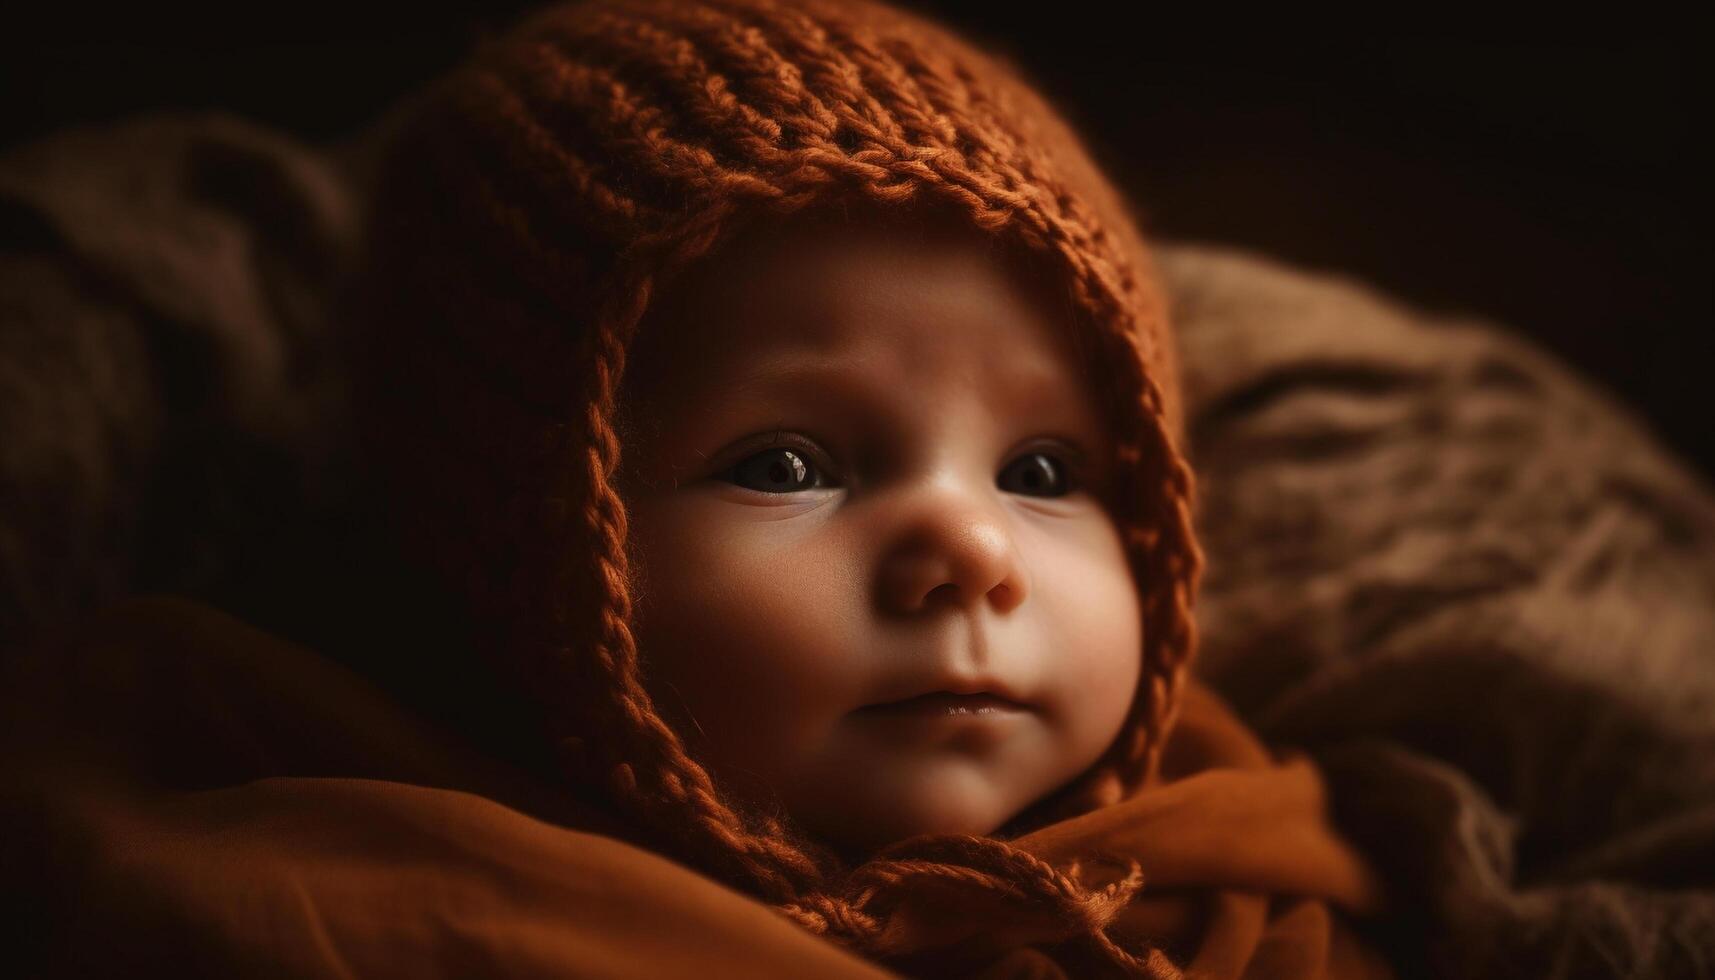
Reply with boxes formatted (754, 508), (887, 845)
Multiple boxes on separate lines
(350, 0), (1202, 971)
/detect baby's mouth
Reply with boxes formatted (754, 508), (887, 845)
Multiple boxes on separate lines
(856, 692), (1028, 717)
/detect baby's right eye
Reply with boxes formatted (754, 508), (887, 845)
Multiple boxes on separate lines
(721, 448), (827, 493)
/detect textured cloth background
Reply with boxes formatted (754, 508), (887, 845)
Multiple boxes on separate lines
(2, 112), (1711, 977)
(1165, 245), (1715, 978)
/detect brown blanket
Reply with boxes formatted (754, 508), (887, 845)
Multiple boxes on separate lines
(3, 597), (1393, 978)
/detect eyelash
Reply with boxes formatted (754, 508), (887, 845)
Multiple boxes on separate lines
(714, 431), (1087, 495)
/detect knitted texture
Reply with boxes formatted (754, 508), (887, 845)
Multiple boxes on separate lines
(348, 0), (1203, 973)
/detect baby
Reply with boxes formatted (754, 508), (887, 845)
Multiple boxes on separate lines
(614, 202), (1145, 860)
(347, 0), (1384, 974)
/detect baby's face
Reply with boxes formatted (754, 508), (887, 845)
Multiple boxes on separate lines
(616, 213), (1141, 859)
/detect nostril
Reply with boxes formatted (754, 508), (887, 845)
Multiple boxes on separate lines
(923, 583), (961, 608)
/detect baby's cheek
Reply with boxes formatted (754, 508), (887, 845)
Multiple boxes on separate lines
(1033, 518), (1143, 763)
(629, 499), (866, 773)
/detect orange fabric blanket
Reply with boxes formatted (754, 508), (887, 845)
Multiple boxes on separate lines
(1, 597), (1395, 978)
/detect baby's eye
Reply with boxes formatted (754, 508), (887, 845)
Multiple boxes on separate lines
(722, 448), (827, 493)
(998, 451), (1073, 498)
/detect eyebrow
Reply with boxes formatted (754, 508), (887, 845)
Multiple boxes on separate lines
(722, 353), (1105, 437)
(739, 351), (1070, 396)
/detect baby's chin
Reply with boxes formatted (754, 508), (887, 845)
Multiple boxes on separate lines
(785, 758), (1036, 861)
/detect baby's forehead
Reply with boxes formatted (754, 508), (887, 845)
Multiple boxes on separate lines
(626, 210), (1094, 394)
(613, 219), (1116, 479)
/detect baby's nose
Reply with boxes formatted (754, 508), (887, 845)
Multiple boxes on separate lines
(875, 486), (1029, 616)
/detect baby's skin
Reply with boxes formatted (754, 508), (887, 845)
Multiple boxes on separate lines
(615, 208), (1142, 860)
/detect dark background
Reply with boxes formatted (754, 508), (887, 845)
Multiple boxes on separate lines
(4, 6), (1708, 478)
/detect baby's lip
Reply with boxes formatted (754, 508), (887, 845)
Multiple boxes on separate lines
(856, 692), (1028, 717)
(857, 675), (1034, 714)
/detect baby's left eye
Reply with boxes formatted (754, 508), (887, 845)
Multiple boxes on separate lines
(721, 447), (827, 493)
(998, 452), (1073, 498)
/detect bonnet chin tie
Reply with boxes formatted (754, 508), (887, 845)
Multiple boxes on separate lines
(776, 836), (1182, 979)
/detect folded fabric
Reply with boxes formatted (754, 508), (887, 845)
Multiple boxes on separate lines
(1, 596), (1395, 978)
